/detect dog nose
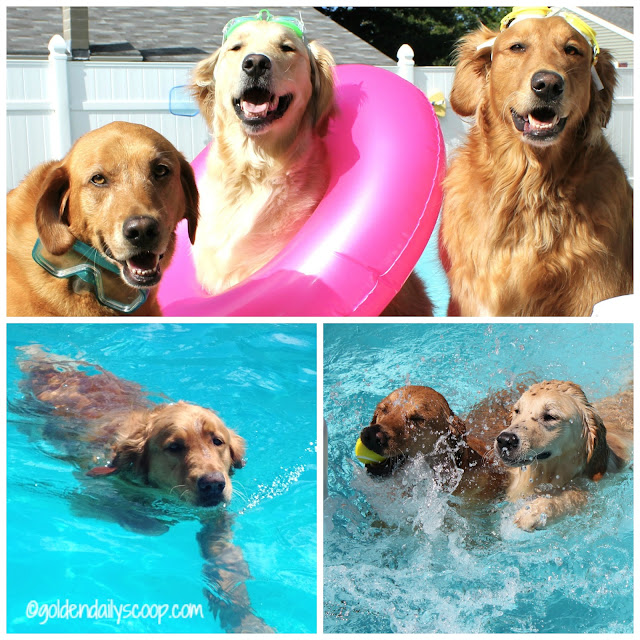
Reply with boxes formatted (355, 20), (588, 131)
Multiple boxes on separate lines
(497, 431), (520, 453)
(242, 54), (272, 79)
(360, 425), (388, 453)
(123, 216), (160, 248)
(531, 70), (564, 101)
(197, 472), (226, 497)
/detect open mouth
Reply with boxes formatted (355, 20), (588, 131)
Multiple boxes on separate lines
(511, 108), (568, 143)
(105, 245), (164, 288)
(233, 87), (293, 130)
(501, 449), (552, 466)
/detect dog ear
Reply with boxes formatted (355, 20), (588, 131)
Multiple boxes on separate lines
(111, 411), (153, 481)
(581, 403), (609, 480)
(588, 49), (617, 130)
(229, 432), (246, 469)
(449, 25), (496, 117)
(178, 153), (199, 244)
(191, 49), (221, 127)
(35, 162), (74, 255)
(308, 40), (335, 132)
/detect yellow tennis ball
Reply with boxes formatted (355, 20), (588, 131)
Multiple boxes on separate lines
(355, 437), (388, 464)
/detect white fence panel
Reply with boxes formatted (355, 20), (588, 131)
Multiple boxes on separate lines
(5, 49), (634, 191)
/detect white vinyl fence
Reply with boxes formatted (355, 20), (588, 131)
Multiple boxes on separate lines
(6, 37), (634, 191)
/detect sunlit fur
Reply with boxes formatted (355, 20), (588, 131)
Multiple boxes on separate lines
(496, 380), (631, 530)
(440, 18), (632, 316)
(190, 21), (335, 294)
(7, 122), (199, 316)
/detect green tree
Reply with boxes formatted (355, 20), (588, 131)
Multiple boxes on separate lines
(318, 7), (508, 65)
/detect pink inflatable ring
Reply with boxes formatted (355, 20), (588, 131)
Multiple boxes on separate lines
(159, 64), (445, 316)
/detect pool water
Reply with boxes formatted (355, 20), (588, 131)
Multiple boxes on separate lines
(6, 323), (317, 633)
(324, 323), (633, 633)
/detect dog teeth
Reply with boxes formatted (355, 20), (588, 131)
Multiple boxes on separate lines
(527, 114), (559, 130)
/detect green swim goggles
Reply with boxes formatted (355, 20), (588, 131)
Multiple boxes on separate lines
(32, 238), (148, 314)
(222, 9), (305, 44)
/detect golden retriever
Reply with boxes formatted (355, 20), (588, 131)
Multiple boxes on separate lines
(495, 380), (632, 530)
(7, 121), (199, 317)
(191, 16), (433, 315)
(358, 385), (517, 498)
(440, 15), (633, 316)
(15, 346), (272, 632)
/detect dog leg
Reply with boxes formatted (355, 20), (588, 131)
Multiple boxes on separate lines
(197, 514), (275, 633)
(514, 489), (588, 531)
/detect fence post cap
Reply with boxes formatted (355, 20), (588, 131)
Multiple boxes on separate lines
(397, 44), (415, 63)
(48, 34), (69, 57)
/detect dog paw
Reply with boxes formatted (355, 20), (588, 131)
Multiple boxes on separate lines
(514, 504), (548, 531)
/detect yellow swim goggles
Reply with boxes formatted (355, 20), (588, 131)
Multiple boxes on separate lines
(32, 238), (148, 314)
(222, 9), (305, 44)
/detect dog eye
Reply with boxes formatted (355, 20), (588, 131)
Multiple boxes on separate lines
(153, 164), (170, 179)
(513, 407), (520, 415)
(564, 45), (581, 56)
(543, 413), (559, 422)
(228, 43), (242, 52)
(165, 441), (185, 453)
(510, 43), (526, 52)
(90, 174), (107, 186)
(281, 44), (296, 53)
(212, 436), (224, 446)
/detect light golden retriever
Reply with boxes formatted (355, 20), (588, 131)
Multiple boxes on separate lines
(7, 122), (199, 317)
(440, 16), (633, 316)
(495, 380), (632, 530)
(191, 17), (433, 315)
(15, 346), (272, 632)
(359, 385), (518, 498)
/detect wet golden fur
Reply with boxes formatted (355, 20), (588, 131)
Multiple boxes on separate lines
(495, 380), (632, 530)
(440, 18), (633, 316)
(359, 385), (514, 499)
(19, 347), (245, 507)
(191, 20), (433, 315)
(6, 122), (199, 317)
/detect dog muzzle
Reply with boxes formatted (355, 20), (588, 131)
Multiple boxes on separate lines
(355, 437), (388, 465)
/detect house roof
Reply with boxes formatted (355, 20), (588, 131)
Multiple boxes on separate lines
(579, 6), (633, 35)
(6, 6), (395, 65)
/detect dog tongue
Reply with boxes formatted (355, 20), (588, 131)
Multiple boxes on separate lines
(242, 96), (278, 118)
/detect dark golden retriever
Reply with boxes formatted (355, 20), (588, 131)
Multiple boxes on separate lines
(358, 385), (520, 499)
(14, 346), (271, 632)
(440, 14), (632, 316)
(191, 13), (432, 315)
(495, 380), (632, 530)
(7, 121), (199, 317)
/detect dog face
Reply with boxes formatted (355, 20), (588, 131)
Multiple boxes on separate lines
(450, 18), (617, 150)
(490, 17), (592, 147)
(495, 380), (608, 477)
(359, 386), (464, 472)
(114, 402), (245, 507)
(193, 21), (334, 138)
(35, 122), (199, 289)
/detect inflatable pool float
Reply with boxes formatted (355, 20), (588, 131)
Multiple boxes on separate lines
(158, 64), (445, 316)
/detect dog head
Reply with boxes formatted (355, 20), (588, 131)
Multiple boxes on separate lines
(35, 122), (199, 290)
(450, 15), (616, 148)
(359, 386), (466, 476)
(495, 380), (609, 479)
(192, 18), (334, 140)
(110, 402), (245, 507)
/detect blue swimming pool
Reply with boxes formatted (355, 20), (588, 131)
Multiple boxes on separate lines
(324, 323), (633, 633)
(7, 323), (317, 633)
